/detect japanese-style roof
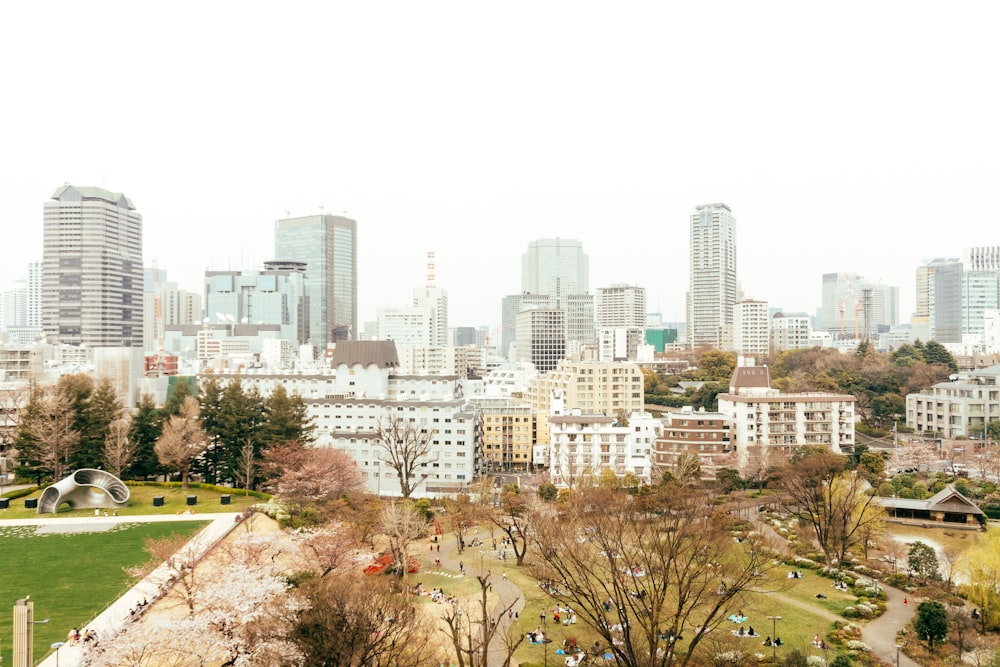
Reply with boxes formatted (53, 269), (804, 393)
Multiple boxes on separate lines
(876, 484), (983, 515)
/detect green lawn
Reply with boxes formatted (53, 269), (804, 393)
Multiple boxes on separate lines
(1, 483), (262, 520)
(0, 521), (207, 666)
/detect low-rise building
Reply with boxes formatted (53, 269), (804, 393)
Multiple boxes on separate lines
(717, 365), (855, 471)
(655, 406), (733, 479)
(905, 365), (1000, 438)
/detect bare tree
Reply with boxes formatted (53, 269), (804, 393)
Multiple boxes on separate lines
(154, 396), (207, 490)
(102, 415), (137, 478)
(25, 389), (80, 480)
(380, 500), (430, 580)
(233, 436), (256, 495)
(529, 485), (777, 667)
(290, 574), (440, 667)
(374, 415), (436, 499)
(775, 447), (885, 567)
(880, 537), (908, 574)
(488, 488), (531, 566)
(442, 572), (523, 667)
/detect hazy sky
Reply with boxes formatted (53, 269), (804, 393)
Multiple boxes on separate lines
(3, 2), (999, 331)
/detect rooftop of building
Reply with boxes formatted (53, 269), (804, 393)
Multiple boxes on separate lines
(331, 340), (400, 369)
(50, 184), (135, 209)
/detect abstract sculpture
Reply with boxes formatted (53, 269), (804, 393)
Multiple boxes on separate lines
(37, 469), (130, 514)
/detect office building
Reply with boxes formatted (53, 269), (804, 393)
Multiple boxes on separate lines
(596, 284), (647, 329)
(522, 238), (589, 306)
(687, 203), (737, 348)
(274, 213), (357, 351)
(915, 259), (963, 343)
(204, 261), (309, 347)
(515, 308), (566, 373)
(42, 185), (143, 348)
(820, 272), (899, 339)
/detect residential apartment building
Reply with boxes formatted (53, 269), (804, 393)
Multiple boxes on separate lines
(733, 299), (769, 360)
(547, 393), (658, 487)
(470, 397), (535, 471)
(905, 365), (1000, 438)
(717, 365), (856, 471)
(526, 360), (645, 450)
(687, 203), (737, 349)
(412, 286), (448, 347)
(274, 213), (357, 350)
(654, 406), (733, 480)
(769, 312), (811, 353)
(42, 185), (143, 348)
(597, 284), (646, 329)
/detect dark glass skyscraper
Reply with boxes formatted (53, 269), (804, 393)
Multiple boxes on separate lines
(274, 213), (357, 351)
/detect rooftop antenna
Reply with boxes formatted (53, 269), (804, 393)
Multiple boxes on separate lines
(427, 251), (436, 288)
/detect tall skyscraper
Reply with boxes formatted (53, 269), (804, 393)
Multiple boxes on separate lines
(274, 213), (357, 352)
(522, 238), (589, 307)
(915, 259), (963, 343)
(687, 203), (737, 348)
(42, 185), (143, 347)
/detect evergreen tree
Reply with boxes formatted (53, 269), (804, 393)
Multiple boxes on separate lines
(264, 384), (315, 445)
(914, 600), (948, 652)
(163, 376), (196, 416)
(72, 377), (123, 470)
(923, 340), (959, 373)
(128, 393), (164, 479)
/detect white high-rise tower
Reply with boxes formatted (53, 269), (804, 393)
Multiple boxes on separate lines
(687, 203), (737, 348)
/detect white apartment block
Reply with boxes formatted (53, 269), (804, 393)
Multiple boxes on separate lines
(597, 284), (646, 329)
(598, 327), (644, 362)
(770, 312), (811, 353)
(394, 344), (471, 376)
(526, 359), (645, 449)
(378, 305), (436, 346)
(906, 365), (1000, 438)
(717, 366), (856, 471)
(209, 341), (482, 498)
(733, 299), (769, 359)
(547, 393), (658, 487)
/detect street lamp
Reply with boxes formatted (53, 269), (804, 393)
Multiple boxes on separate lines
(540, 610), (548, 667)
(767, 615), (782, 662)
(12, 598), (50, 667)
(895, 644), (902, 667)
(50, 642), (65, 667)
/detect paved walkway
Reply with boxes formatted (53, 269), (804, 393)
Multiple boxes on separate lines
(861, 584), (920, 667)
(4, 512), (243, 667)
(433, 530), (525, 666)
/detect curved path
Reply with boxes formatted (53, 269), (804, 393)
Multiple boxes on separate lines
(434, 531), (525, 666)
(861, 584), (920, 667)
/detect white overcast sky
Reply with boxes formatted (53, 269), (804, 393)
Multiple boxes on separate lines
(2, 2), (999, 330)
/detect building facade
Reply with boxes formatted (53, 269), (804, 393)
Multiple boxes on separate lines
(654, 407), (733, 480)
(717, 366), (856, 471)
(770, 312), (811, 353)
(733, 299), (770, 360)
(42, 185), (143, 348)
(515, 308), (566, 373)
(522, 238), (589, 306)
(905, 365), (1000, 438)
(687, 203), (737, 348)
(274, 213), (357, 350)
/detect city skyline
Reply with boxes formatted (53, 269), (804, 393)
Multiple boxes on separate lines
(2, 3), (1000, 329)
